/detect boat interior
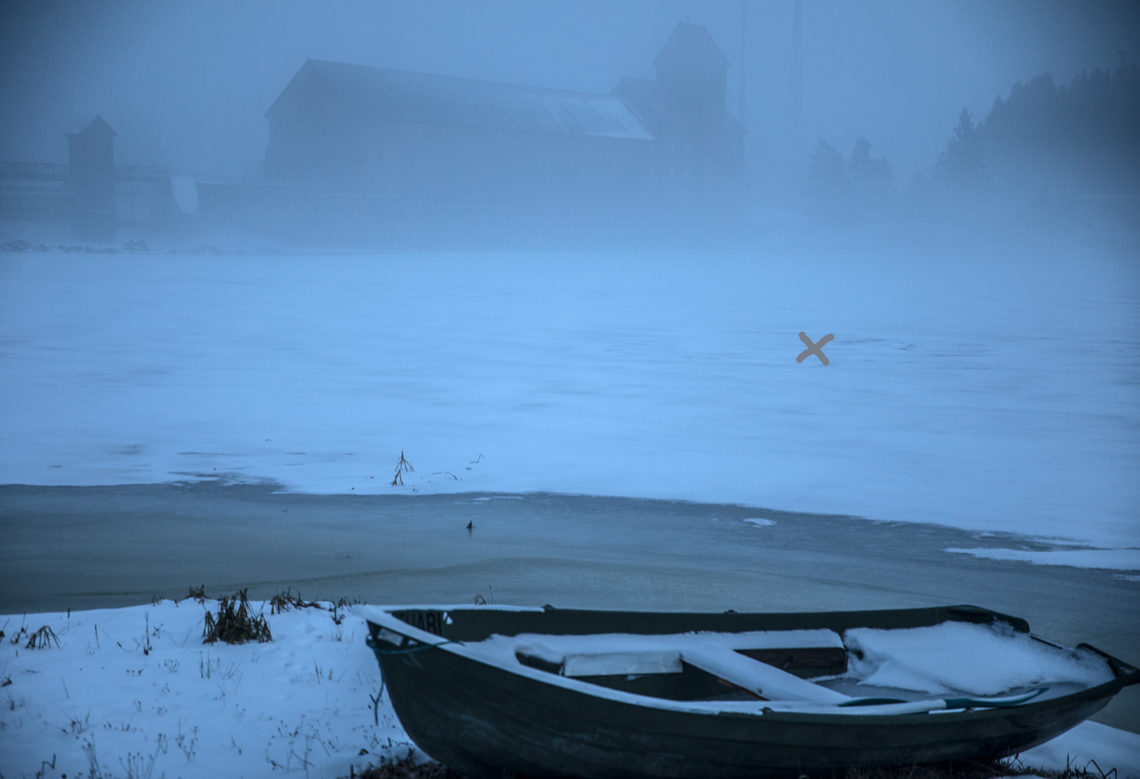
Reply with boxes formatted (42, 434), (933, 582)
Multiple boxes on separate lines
(510, 629), (854, 704)
(373, 606), (1120, 711)
(496, 629), (1100, 708)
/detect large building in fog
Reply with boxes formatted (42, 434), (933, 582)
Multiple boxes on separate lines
(263, 22), (743, 222)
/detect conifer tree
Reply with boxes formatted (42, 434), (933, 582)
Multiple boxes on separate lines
(807, 137), (846, 214)
(937, 109), (987, 190)
(848, 136), (893, 199)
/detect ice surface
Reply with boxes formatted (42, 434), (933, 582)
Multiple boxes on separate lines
(844, 621), (1115, 696)
(0, 242), (1137, 552)
(945, 547), (1140, 571)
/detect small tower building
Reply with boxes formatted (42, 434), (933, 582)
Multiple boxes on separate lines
(68, 115), (116, 239)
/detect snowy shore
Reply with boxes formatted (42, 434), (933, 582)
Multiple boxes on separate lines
(2, 599), (1139, 779)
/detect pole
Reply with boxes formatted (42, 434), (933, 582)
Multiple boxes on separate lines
(739, 0), (748, 128)
(791, 0), (802, 134)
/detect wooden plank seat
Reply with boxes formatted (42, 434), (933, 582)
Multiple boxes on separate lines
(511, 630), (850, 702)
(681, 645), (851, 703)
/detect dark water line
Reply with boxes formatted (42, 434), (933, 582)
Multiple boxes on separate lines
(1, 481), (1137, 732)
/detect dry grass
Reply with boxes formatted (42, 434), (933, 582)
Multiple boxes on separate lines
(24, 625), (61, 649)
(202, 589), (272, 645)
(391, 451), (414, 486)
(344, 756), (1117, 779)
(269, 587), (321, 614)
(841, 756), (1117, 779)
(350, 752), (464, 778)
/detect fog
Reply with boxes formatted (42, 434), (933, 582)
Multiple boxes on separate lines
(3, 0), (1137, 195)
(2, 1), (1139, 511)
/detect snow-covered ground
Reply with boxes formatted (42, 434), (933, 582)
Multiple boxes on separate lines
(1, 238), (1138, 561)
(0, 600), (397, 777)
(1, 600), (1138, 779)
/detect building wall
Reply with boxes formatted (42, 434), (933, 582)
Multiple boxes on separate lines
(266, 111), (657, 218)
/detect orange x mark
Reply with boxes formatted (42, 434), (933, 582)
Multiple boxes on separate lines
(797, 331), (834, 365)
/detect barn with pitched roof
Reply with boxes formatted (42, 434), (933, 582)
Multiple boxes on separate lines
(263, 22), (742, 219)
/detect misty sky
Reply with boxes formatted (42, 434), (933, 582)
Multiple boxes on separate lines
(2, 0), (1137, 184)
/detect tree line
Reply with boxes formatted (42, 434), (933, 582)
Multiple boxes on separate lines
(806, 61), (1140, 220)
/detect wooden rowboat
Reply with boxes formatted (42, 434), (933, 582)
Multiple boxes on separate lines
(358, 603), (1139, 778)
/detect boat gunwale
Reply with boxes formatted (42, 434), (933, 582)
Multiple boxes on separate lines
(357, 603), (1140, 722)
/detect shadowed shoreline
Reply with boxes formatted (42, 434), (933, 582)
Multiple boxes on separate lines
(1, 480), (1137, 733)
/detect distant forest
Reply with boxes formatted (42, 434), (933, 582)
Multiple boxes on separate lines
(962, 61), (1140, 195)
(808, 62), (1140, 219)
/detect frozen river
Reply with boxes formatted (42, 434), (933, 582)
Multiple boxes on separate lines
(1, 238), (1138, 557)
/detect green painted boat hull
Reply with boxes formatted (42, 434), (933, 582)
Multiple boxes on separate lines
(364, 604), (1139, 778)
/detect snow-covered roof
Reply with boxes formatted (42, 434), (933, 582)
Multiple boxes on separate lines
(612, 77), (676, 139)
(267, 59), (654, 142)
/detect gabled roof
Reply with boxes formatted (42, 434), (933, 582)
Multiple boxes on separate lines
(70, 115), (116, 138)
(267, 59), (653, 142)
(654, 22), (728, 73)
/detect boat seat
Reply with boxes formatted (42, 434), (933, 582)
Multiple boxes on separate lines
(681, 644), (852, 703)
(512, 629), (843, 667)
(561, 649), (683, 677)
(511, 630), (851, 701)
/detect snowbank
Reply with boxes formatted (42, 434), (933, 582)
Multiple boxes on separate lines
(0, 600), (400, 777)
(2, 601), (1138, 778)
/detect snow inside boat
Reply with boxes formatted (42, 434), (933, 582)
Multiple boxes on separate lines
(358, 603), (1139, 778)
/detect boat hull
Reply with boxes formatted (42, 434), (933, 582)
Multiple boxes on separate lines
(365, 605), (1138, 778)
